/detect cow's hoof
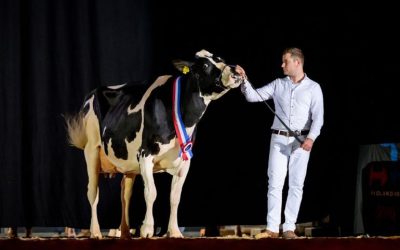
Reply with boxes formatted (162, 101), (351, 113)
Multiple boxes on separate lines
(140, 224), (154, 238)
(167, 227), (183, 238)
(168, 232), (184, 238)
(120, 235), (131, 240)
(120, 230), (131, 240)
(107, 229), (118, 238)
(76, 229), (91, 238)
(65, 227), (76, 238)
(91, 234), (103, 239)
(91, 232), (103, 239)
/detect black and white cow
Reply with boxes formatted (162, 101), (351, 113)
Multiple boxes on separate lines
(65, 49), (244, 239)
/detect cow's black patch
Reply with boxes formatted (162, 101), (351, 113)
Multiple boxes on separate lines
(96, 84), (148, 159)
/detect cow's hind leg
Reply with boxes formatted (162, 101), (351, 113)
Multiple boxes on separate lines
(119, 173), (136, 239)
(167, 160), (191, 238)
(84, 145), (102, 239)
(139, 156), (157, 238)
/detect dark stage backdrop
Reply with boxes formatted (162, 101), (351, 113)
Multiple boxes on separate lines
(1, 0), (400, 235)
(0, 0), (152, 229)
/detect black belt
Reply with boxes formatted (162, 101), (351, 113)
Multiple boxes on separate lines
(271, 129), (309, 137)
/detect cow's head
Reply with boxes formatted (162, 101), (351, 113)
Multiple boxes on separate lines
(173, 49), (244, 100)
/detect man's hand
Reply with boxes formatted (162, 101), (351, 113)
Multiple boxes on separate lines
(301, 138), (314, 151)
(235, 65), (247, 80)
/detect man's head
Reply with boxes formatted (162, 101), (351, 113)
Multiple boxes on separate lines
(281, 47), (304, 78)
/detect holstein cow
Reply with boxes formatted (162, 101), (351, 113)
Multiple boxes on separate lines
(65, 49), (244, 239)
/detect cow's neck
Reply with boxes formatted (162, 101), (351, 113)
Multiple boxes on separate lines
(176, 76), (208, 128)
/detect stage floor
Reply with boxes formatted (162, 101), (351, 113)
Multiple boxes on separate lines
(1, 235), (400, 250)
(2, 226), (400, 250)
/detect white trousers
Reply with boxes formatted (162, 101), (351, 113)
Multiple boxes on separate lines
(266, 134), (310, 232)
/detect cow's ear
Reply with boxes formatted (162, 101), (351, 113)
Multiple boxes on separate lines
(172, 60), (194, 74)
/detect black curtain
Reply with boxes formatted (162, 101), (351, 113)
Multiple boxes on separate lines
(1, 0), (400, 234)
(0, 0), (151, 228)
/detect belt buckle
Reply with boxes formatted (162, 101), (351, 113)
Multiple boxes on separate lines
(294, 130), (301, 136)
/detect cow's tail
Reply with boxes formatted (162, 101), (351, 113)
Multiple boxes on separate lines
(64, 111), (87, 150)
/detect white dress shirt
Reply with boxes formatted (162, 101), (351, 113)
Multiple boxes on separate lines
(241, 75), (324, 141)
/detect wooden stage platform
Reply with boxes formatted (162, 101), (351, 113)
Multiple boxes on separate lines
(1, 236), (400, 250)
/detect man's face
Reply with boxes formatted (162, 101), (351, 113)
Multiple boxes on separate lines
(281, 53), (298, 76)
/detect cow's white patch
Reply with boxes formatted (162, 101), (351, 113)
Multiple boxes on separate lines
(195, 49), (213, 58)
(127, 75), (171, 114)
(107, 83), (127, 89)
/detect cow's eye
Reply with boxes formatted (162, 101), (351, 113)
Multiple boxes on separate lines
(203, 63), (209, 70)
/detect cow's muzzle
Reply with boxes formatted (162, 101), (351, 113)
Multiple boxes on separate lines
(215, 65), (244, 89)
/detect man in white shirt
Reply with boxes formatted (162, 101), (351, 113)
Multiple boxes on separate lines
(237, 47), (324, 239)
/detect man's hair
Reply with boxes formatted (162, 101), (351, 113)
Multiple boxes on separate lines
(283, 47), (304, 65)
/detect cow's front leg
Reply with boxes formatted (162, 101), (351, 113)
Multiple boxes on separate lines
(167, 160), (190, 238)
(139, 156), (157, 238)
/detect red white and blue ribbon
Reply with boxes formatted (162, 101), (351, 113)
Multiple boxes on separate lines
(172, 76), (193, 161)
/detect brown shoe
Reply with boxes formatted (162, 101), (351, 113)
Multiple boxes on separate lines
(255, 229), (279, 239)
(282, 230), (298, 239)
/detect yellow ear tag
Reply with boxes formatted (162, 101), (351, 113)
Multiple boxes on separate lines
(182, 66), (190, 74)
